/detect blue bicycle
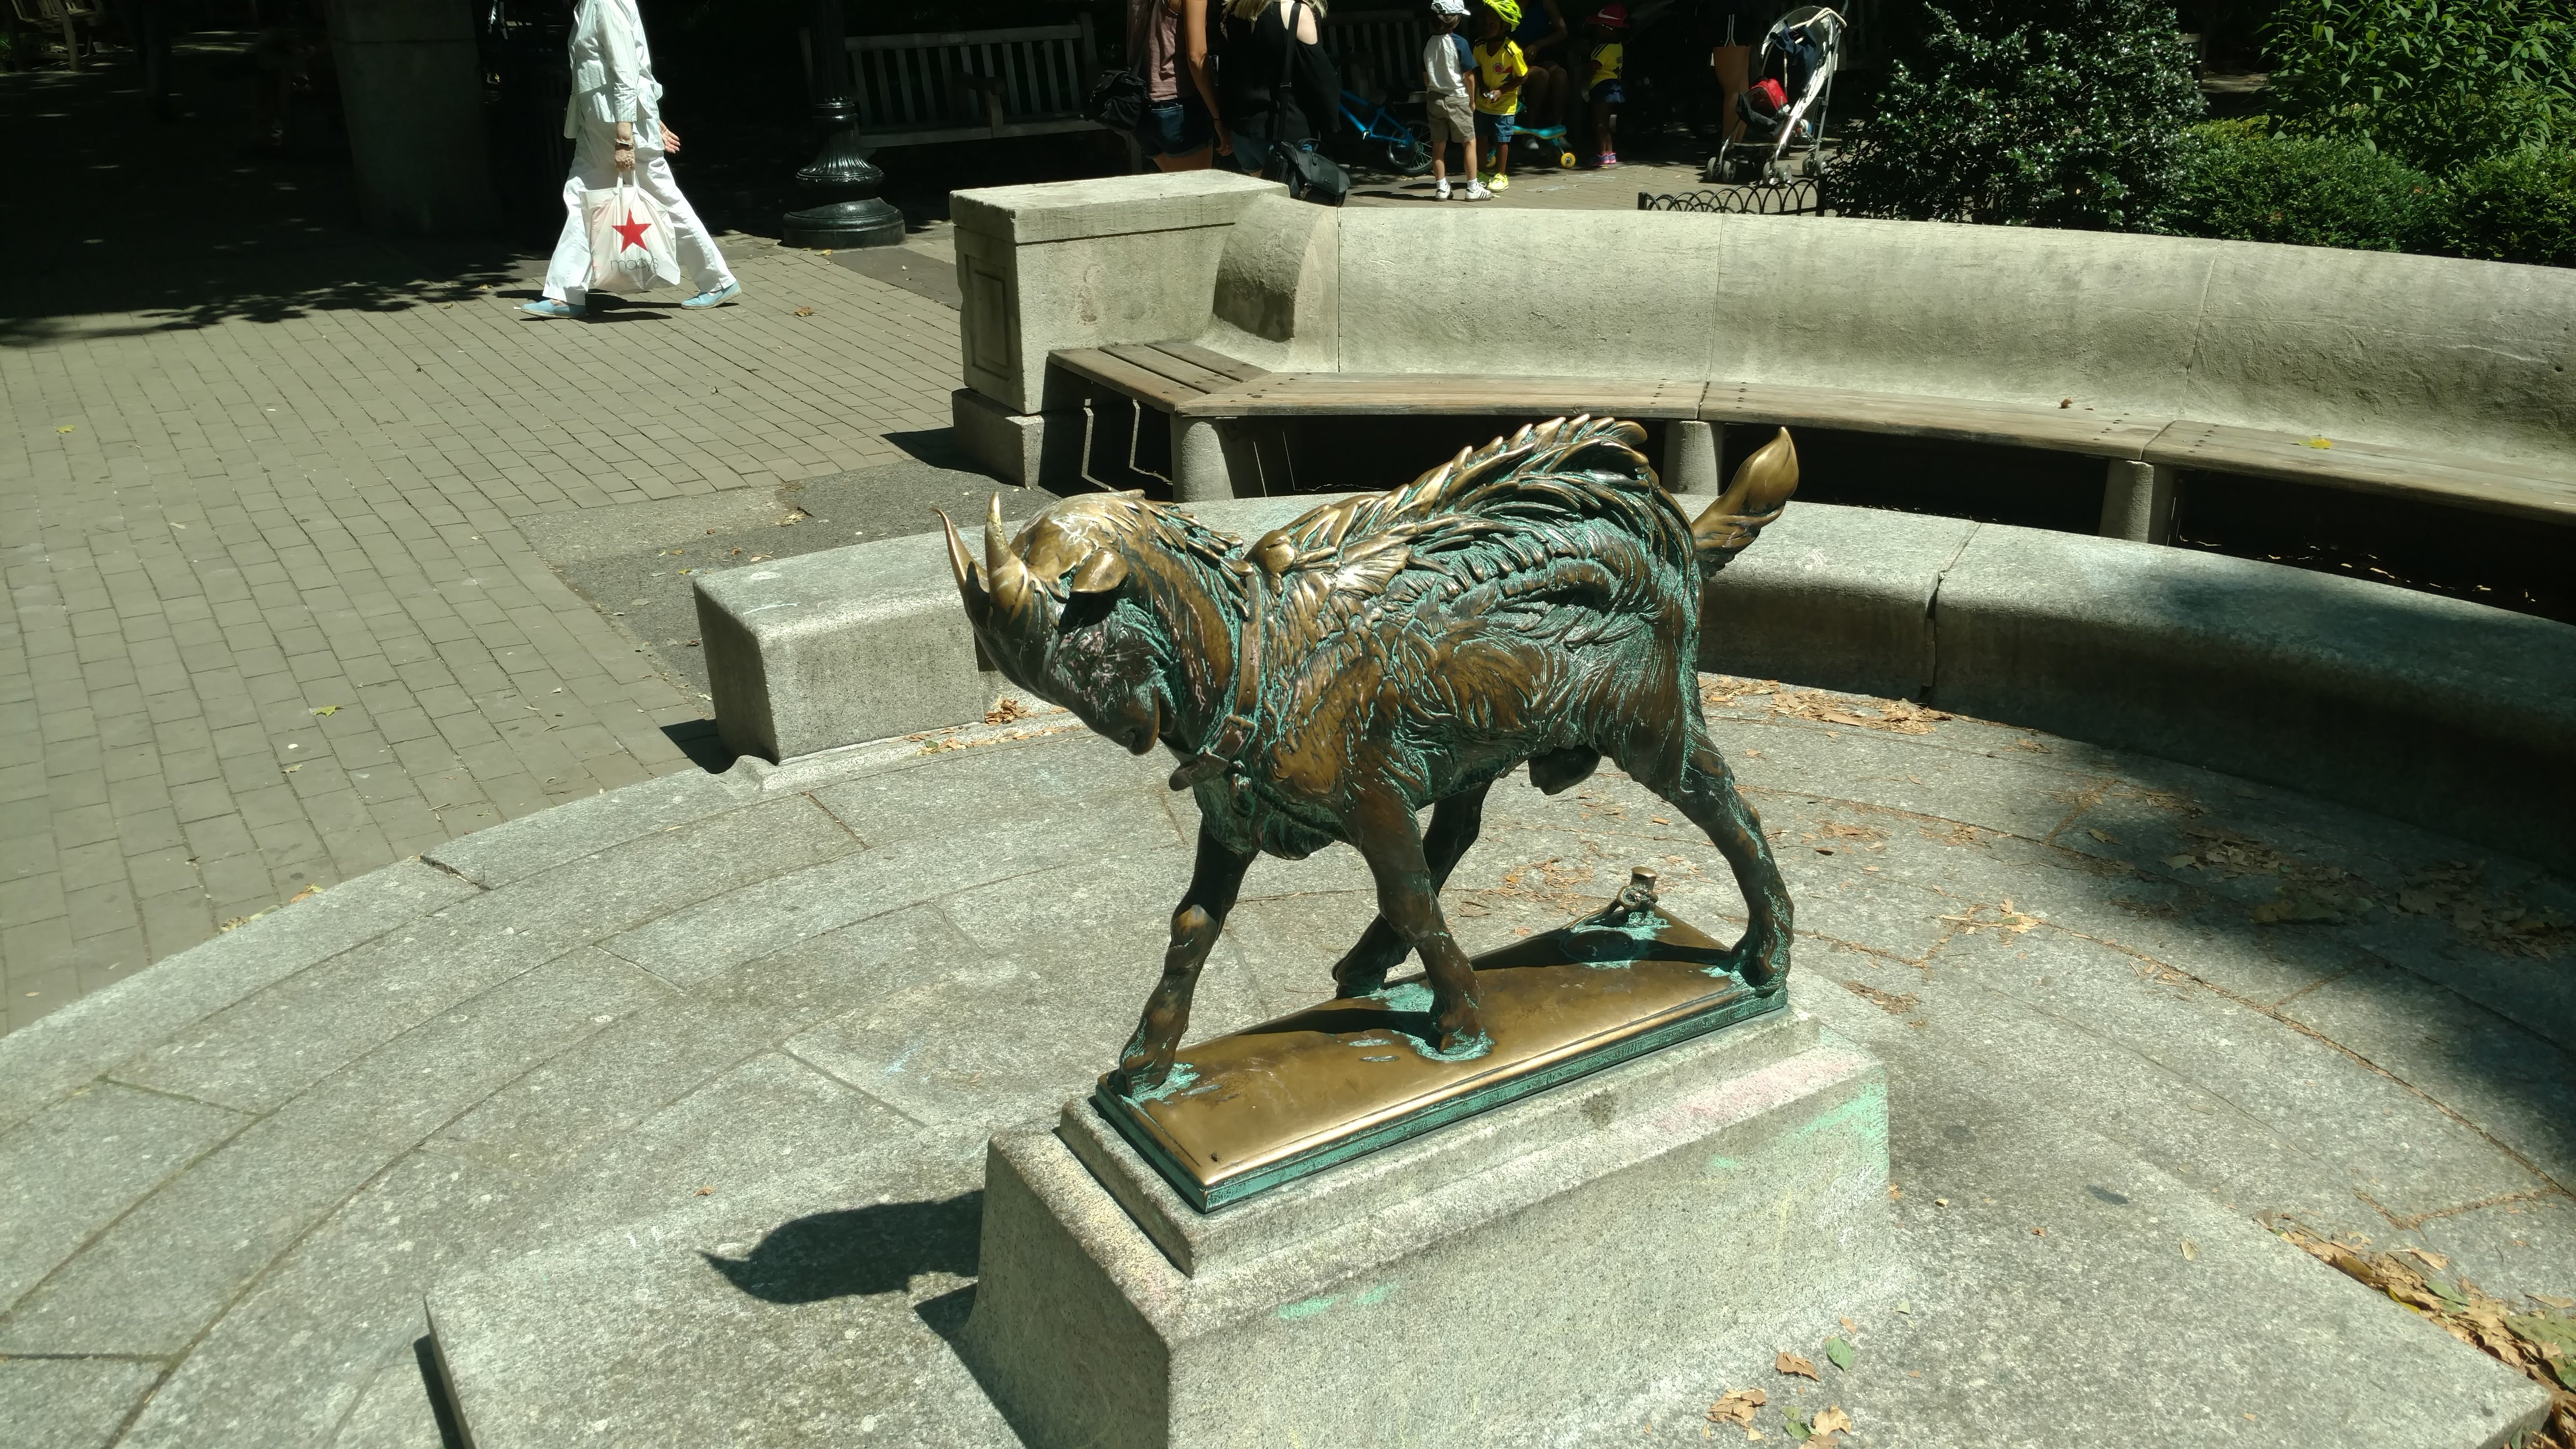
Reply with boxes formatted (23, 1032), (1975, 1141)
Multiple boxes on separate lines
(1337, 90), (1433, 175)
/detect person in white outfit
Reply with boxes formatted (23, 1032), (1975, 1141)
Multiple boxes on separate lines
(525, 0), (741, 318)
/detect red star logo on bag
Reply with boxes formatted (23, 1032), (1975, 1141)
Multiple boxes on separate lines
(612, 208), (652, 252)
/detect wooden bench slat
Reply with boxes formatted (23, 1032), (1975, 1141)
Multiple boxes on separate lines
(1701, 382), (2167, 459)
(1101, 343), (1234, 395)
(1150, 341), (1273, 383)
(2146, 421), (2576, 524)
(1053, 348), (1206, 413)
(1040, 344), (2573, 525)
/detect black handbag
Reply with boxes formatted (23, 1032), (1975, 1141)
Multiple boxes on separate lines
(1087, 64), (1149, 130)
(1257, 1), (1349, 206)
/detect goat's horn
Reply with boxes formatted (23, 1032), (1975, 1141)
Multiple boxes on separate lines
(936, 509), (987, 621)
(982, 493), (1039, 618)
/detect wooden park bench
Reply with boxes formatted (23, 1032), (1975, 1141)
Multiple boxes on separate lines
(841, 22), (1124, 161)
(1047, 344), (2576, 537)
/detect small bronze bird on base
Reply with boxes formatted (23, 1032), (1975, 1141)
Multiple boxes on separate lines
(939, 416), (1800, 1094)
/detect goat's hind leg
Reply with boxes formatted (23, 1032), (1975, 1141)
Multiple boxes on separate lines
(1330, 780), (1492, 998)
(1641, 728), (1793, 991)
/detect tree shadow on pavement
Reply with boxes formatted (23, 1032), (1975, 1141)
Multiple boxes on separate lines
(1, 35), (540, 342)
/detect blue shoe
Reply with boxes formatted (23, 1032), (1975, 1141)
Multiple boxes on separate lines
(681, 281), (742, 309)
(520, 298), (583, 319)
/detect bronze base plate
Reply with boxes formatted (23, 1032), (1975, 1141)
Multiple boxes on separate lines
(1093, 909), (1784, 1212)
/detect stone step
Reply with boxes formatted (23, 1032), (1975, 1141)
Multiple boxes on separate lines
(426, 1008), (2548, 1448)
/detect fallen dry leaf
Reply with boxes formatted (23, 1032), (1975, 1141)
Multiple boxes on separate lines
(1776, 1350), (1820, 1380)
(793, 306), (815, 316)
(2086, 828), (2120, 845)
(2031, 1226), (2047, 1237)
(1707, 1387), (1767, 1425)
(311, 705), (338, 716)
(695, 1185), (714, 1196)
(2405, 1247), (2450, 1271)
(1840, 979), (1921, 1017)
(2275, 1220), (2576, 1439)
(1813, 1407), (1852, 1435)
(2182, 1238), (2199, 1261)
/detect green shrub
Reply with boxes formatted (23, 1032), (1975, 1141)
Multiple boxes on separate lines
(1835, 0), (2204, 230)
(2438, 147), (2576, 265)
(2267, 0), (2576, 174)
(2166, 119), (2440, 250)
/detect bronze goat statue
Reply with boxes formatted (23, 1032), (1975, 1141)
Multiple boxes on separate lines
(939, 416), (1798, 1094)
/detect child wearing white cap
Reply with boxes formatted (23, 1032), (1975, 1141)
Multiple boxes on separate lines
(1422, 0), (1490, 199)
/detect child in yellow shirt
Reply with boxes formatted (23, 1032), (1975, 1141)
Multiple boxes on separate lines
(1586, 4), (1627, 168)
(1473, 2), (1528, 190)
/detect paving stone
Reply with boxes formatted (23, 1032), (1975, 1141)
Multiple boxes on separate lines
(418, 765), (756, 888)
(785, 854), (1274, 1137)
(0, 949), (670, 1355)
(113, 795), (857, 1114)
(0, 858), (479, 1135)
(0, 37), (961, 1028)
(322, 1345), (452, 1449)
(2275, 957), (2576, 1186)
(439, 904), (979, 1182)
(601, 784), (1187, 989)
(113, 1148), (519, 1449)
(0, 1081), (250, 1313)
(0, 1358), (163, 1449)
(427, 1088), (996, 1449)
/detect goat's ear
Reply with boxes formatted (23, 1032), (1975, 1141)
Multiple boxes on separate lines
(1068, 550), (1127, 593)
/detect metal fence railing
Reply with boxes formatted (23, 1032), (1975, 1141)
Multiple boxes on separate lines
(1637, 179), (1825, 215)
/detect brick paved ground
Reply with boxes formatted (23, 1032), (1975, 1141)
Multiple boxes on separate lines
(1, 40), (960, 1031)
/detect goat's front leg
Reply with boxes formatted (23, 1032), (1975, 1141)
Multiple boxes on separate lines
(1109, 821), (1255, 1096)
(1347, 786), (1489, 1057)
(1332, 781), (1492, 997)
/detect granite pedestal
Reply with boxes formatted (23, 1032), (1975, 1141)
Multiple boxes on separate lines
(960, 994), (1896, 1449)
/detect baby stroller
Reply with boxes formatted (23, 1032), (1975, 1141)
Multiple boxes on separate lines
(1709, 7), (1844, 183)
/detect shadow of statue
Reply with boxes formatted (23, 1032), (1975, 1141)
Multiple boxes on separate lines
(698, 1192), (981, 1304)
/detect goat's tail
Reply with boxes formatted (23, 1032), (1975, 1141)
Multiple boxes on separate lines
(1691, 427), (1799, 579)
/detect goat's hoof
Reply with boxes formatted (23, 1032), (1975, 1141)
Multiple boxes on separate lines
(1108, 1059), (1172, 1099)
(1332, 969), (1389, 999)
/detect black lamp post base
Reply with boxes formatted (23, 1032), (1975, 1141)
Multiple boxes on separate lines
(783, 199), (906, 250)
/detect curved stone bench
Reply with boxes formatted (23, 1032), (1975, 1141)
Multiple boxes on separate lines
(945, 173), (2576, 536)
(694, 499), (2576, 877)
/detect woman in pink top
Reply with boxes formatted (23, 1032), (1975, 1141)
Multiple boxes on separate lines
(1129, 0), (1233, 170)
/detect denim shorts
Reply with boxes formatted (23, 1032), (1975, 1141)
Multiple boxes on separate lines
(1475, 109), (1516, 146)
(1591, 80), (1625, 106)
(1135, 94), (1215, 157)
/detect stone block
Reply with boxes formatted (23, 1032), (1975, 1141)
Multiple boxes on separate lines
(962, 1000), (1897, 1448)
(696, 531), (1013, 764)
(698, 496), (1342, 763)
(1698, 503), (1970, 703)
(1931, 524), (2576, 876)
(952, 171), (1280, 414)
(326, 0), (495, 236)
(425, 1066), (1003, 1449)
(951, 388), (1082, 489)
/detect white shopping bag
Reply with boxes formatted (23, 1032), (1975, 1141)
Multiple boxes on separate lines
(583, 174), (682, 294)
